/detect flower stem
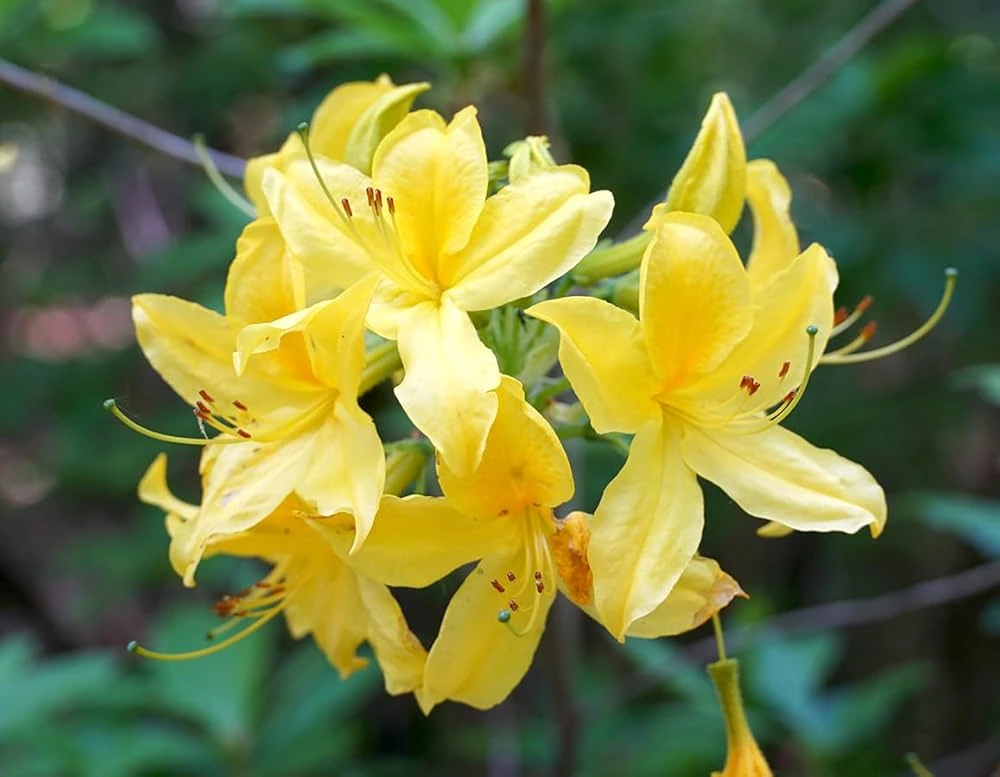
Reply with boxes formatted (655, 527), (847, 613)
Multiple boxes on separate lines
(572, 232), (651, 284)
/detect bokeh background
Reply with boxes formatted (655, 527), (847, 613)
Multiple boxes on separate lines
(1, 0), (998, 775)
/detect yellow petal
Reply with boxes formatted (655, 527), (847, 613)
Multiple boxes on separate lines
(314, 494), (517, 587)
(138, 453), (198, 522)
(680, 423), (887, 536)
(745, 159), (800, 289)
(444, 167), (614, 309)
(677, 242), (837, 413)
(262, 160), (376, 292)
(589, 419), (705, 640)
(626, 556), (744, 638)
(418, 548), (556, 712)
(648, 92), (746, 234)
(527, 296), (660, 434)
(283, 555), (369, 679)
(438, 376), (573, 517)
(640, 213), (753, 390)
(371, 107), (488, 284)
(234, 273), (378, 396)
(132, 293), (320, 428)
(243, 133), (300, 215)
(340, 82), (430, 174)
(296, 406), (385, 548)
(394, 298), (500, 476)
(223, 218), (297, 324)
(354, 575), (428, 695)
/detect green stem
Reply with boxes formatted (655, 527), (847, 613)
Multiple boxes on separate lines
(359, 341), (402, 395)
(572, 232), (651, 284)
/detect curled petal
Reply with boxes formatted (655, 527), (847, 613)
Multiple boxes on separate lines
(681, 423), (887, 537)
(745, 159), (800, 289)
(589, 419), (705, 640)
(354, 576), (428, 695)
(445, 167), (614, 310)
(394, 298), (500, 476)
(527, 296), (659, 434)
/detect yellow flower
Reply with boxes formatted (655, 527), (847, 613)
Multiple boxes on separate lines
(708, 658), (773, 777)
(316, 377), (742, 711)
(243, 74), (429, 214)
(529, 212), (886, 638)
(124, 220), (385, 578)
(263, 107), (614, 474)
(135, 454), (426, 695)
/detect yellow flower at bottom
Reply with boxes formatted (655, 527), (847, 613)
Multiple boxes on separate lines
(326, 377), (743, 711)
(708, 658), (773, 777)
(136, 454), (426, 694)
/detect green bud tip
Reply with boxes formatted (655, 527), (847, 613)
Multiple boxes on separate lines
(103, 399), (116, 411)
(497, 609), (512, 623)
(296, 122), (309, 136)
(944, 267), (958, 278)
(126, 640), (138, 653)
(806, 325), (819, 336)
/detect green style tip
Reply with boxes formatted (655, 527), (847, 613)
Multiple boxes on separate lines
(103, 398), (116, 411)
(806, 325), (819, 336)
(497, 609), (512, 623)
(126, 640), (138, 654)
(944, 267), (958, 279)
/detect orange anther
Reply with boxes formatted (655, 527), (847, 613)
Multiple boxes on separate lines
(236, 429), (252, 439)
(861, 321), (878, 341)
(508, 600), (519, 612)
(232, 400), (248, 411)
(834, 307), (848, 326)
(387, 196), (395, 215)
(341, 198), (352, 217)
(198, 389), (215, 404)
(506, 571), (517, 582)
(856, 294), (874, 314)
(778, 361), (790, 379)
(491, 579), (506, 593)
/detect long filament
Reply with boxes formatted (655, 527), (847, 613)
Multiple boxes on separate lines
(822, 269), (957, 365)
(104, 399), (242, 446)
(127, 600), (287, 662)
(193, 134), (256, 218)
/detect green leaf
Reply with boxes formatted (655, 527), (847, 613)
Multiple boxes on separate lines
(461, 0), (524, 54)
(952, 363), (1000, 406)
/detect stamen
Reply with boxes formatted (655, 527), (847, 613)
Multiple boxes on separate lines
(822, 269), (956, 365)
(507, 571), (517, 582)
(105, 399), (244, 446)
(778, 361), (790, 379)
(192, 134), (256, 218)
(341, 198), (352, 217)
(831, 294), (875, 337)
(126, 599), (286, 662)
(491, 579), (506, 593)
(232, 399), (248, 411)
(825, 321), (876, 358)
(199, 389), (215, 404)
(507, 600), (519, 612)
(733, 326), (819, 434)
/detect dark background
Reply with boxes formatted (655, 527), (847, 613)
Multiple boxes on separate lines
(0, 1), (998, 775)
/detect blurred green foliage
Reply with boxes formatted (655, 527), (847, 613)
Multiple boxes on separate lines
(1, 0), (998, 775)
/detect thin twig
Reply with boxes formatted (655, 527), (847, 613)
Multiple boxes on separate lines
(684, 558), (1000, 663)
(0, 57), (246, 178)
(741, 0), (921, 143)
(622, 0), (921, 237)
(523, 0), (547, 136)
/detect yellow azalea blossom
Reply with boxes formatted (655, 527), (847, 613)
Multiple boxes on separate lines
(529, 212), (886, 638)
(263, 107), (614, 474)
(243, 75), (429, 215)
(315, 377), (742, 711)
(135, 454), (426, 694)
(709, 658), (773, 777)
(127, 219), (385, 577)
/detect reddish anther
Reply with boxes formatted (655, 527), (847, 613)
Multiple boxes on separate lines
(366, 187), (375, 207)
(861, 321), (878, 340)
(195, 400), (211, 415)
(236, 429), (252, 439)
(535, 580), (545, 593)
(778, 361), (791, 379)
(198, 389), (215, 404)
(782, 390), (797, 404)
(341, 198), (352, 217)
(508, 600), (519, 612)
(387, 196), (395, 215)
(856, 294), (874, 314)
(491, 579), (506, 593)
(834, 307), (848, 326)
(232, 399), (248, 411)
(506, 571), (517, 582)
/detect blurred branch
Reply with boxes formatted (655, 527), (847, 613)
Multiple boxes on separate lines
(0, 57), (246, 178)
(685, 558), (1000, 662)
(741, 0), (921, 142)
(523, 0), (547, 135)
(621, 0), (921, 236)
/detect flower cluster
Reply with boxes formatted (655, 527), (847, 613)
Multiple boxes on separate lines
(115, 76), (955, 714)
